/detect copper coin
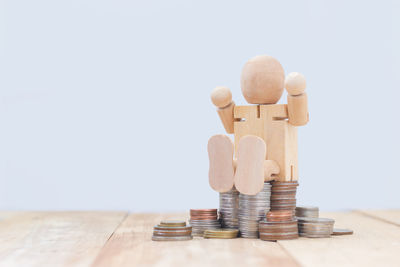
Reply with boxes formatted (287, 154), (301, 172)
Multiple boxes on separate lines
(266, 211), (294, 222)
(271, 204), (297, 207)
(190, 215), (217, 218)
(154, 225), (192, 231)
(153, 229), (192, 234)
(271, 187), (298, 191)
(259, 227), (298, 233)
(271, 200), (296, 203)
(267, 216), (294, 221)
(153, 231), (192, 236)
(271, 192), (297, 195)
(190, 214), (218, 217)
(270, 206), (297, 210)
(272, 181), (299, 185)
(271, 190), (298, 193)
(271, 195), (297, 198)
(271, 195), (297, 200)
(259, 220), (298, 227)
(260, 233), (299, 237)
(190, 217), (218, 220)
(190, 209), (217, 213)
(270, 207), (296, 211)
(153, 231), (192, 237)
(259, 225), (298, 230)
(267, 210), (294, 215)
(332, 228), (353, 235)
(271, 190), (297, 192)
(260, 233), (299, 241)
(190, 213), (217, 217)
(190, 214), (217, 217)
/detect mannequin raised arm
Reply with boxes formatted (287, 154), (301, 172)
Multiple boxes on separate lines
(285, 72), (309, 126)
(210, 86), (235, 133)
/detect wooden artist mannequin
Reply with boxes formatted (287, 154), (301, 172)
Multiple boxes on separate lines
(208, 55), (309, 195)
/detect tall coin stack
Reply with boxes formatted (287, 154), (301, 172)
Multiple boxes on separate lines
(219, 187), (239, 229)
(238, 182), (271, 238)
(270, 181), (299, 212)
(259, 211), (298, 241)
(189, 209), (221, 237)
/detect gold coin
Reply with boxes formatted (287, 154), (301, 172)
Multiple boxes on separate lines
(159, 220), (187, 227)
(203, 229), (239, 239)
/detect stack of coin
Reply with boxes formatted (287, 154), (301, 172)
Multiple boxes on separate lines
(203, 229), (239, 239)
(297, 217), (335, 238)
(259, 219), (299, 241)
(219, 187), (239, 229)
(270, 181), (299, 212)
(238, 182), (271, 238)
(266, 210), (295, 222)
(189, 209), (221, 236)
(295, 206), (319, 218)
(152, 220), (192, 241)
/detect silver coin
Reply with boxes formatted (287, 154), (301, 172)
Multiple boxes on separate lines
(260, 232), (299, 236)
(299, 233), (331, 238)
(298, 216), (334, 237)
(189, 217), (221, 236)
(297, 217), (334, 224)
(239, 182), (271, 238)
(295, 206), (319, 218)
(152, 235), (193, 241)
(219, 187), (240, 228)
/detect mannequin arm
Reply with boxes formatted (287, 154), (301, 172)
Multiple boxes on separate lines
(211, 86), (235, 133)
(285, 72), (309, 126)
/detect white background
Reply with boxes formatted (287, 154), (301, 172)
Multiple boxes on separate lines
(1, 0), (399, 212)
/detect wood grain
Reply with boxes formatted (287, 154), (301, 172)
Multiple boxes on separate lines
(0, 211), (127, 267)
(1, 211), (400, 267)
(287, 93), (308, 126)
(217, 102), (235, 134)
(91, 213), (300, 267)
(278, 211), (400, 267)
(357, 210), (400, 227)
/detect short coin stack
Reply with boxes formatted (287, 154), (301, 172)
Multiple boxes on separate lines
(259, 210), (298, 241)
(219, 187), (239, 229)
(189, 209), (221, 236)
(270, 181), (299, 212)
(297, 217), (335, 238)
(203, 229), (239, 239)
(238, 182), (271, 238)
(152, 220), (193, 241)
(295, 206), (319, 218)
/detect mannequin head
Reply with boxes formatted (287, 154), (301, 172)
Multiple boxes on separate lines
(240, 55), (285, 104)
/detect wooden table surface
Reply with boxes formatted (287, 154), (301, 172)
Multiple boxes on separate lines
(0, 210), (399, 267)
